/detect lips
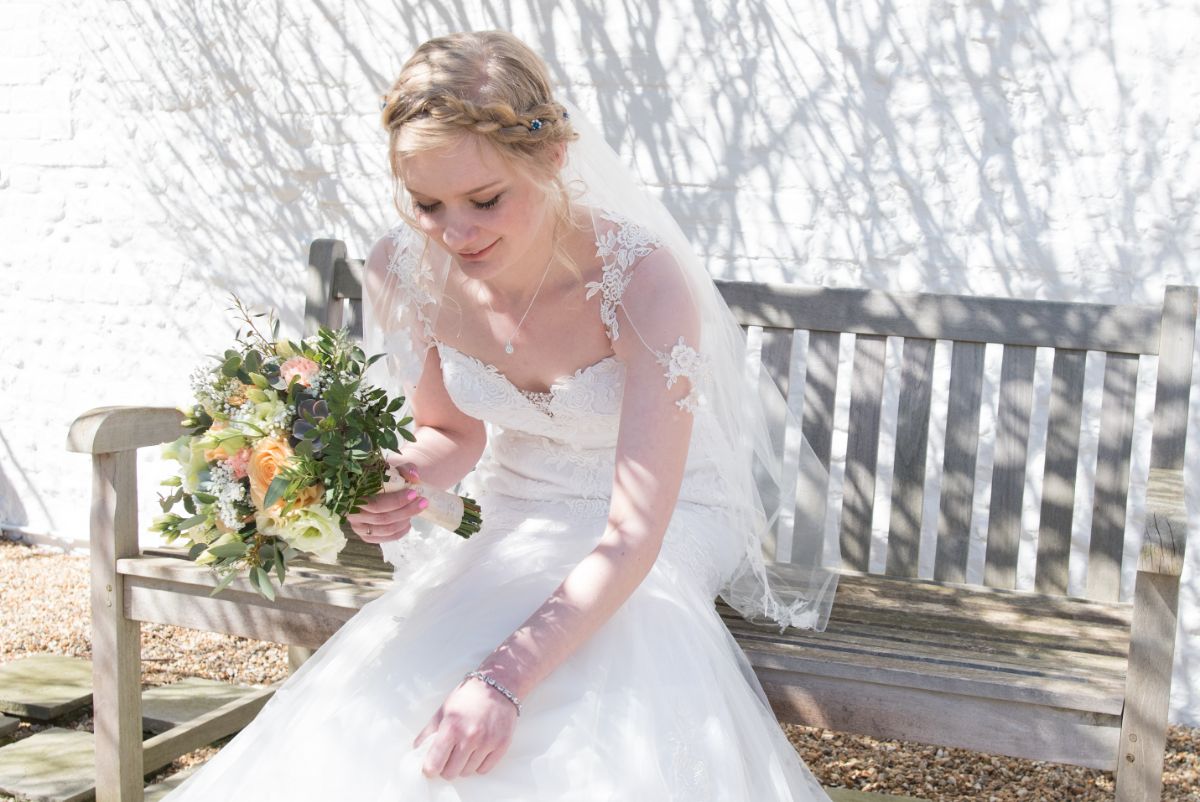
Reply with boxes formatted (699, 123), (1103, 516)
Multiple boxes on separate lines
(458, 240), (498, 260)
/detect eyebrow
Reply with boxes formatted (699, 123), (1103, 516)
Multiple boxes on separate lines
(407, 180), (504, 200)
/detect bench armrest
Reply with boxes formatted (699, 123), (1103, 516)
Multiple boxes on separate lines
(1138, 467), (1188, 577)
(67, 406), (186, 455)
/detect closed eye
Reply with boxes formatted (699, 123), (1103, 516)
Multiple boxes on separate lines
(473, 193), (502, 210)
(412, 193), (503, 214)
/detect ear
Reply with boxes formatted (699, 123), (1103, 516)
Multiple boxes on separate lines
(549, 141), (567, 171)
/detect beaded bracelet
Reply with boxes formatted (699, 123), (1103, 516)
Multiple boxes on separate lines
(464, 670), (523, 716)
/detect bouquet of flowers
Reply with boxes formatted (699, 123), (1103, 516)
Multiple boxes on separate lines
(151, 296), (482, 600)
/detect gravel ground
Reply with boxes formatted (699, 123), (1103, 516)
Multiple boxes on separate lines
(2, 538), (1197, 801)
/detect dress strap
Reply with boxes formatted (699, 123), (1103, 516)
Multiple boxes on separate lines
(586, 211), (664, 342)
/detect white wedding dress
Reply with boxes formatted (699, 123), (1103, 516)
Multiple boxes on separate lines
(163, 215), (831, 801)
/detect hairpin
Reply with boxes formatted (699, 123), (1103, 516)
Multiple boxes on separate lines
(530, 119), (544, 130)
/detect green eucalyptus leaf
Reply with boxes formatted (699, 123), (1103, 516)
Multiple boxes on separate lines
(208, 541), (249, 559)
(262, 476), (289, 509)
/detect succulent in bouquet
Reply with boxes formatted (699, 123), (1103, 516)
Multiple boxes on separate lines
(151, 296), (481, 600)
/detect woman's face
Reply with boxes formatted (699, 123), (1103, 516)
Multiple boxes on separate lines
(399, 134), (555, 283)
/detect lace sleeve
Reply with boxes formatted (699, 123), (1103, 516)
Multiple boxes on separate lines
(588, 214), (711, 415)
(362, 224), (438, 401)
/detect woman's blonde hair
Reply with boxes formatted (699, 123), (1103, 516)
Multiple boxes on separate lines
(381, 31), (583, 276)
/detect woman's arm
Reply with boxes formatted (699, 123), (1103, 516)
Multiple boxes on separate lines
(348, 236), (487, 541)
(474, 247), (700, 699)
(390, 345), (488, 492)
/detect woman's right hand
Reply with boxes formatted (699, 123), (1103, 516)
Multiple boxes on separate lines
(347, 462), (429, 544)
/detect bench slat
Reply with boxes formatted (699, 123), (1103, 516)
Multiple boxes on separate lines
(716, 281), (1163, 354)
(1150, 286), (1199, 470)
(755, 668), (1120, 769)
(885, 338), (936, 578)
(984, 344), (1037, 589)
(735, 618), (1130, 691)
(800, 331), (840, 472)
(839, 335), (887, 571)
(1035, 348), (1087, 594)
(759, 327), (794, 399)
(817, 611), (1129, 666)
(1086, 352), (1140, 601)
(722, 615), (1126, 715)
(934, 341), (986, 583)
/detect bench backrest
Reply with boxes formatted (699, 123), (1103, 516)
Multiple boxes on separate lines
(306, 239), (1197, 602)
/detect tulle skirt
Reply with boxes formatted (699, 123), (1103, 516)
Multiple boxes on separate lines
(162, 496), (830, 801)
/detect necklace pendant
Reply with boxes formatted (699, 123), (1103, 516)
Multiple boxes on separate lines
(504, 342), (514, 355)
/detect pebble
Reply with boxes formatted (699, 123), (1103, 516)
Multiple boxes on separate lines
(2, 539), (1198, 799)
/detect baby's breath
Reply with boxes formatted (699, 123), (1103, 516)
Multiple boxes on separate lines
(204, 461), (249, 530)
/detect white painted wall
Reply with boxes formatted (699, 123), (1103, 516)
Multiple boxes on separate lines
(2, 0), (1197, 725)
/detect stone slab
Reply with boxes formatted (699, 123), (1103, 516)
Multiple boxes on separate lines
(144, 766), (197, 801)
(826, 789), (928, 802)
(0, 727), (95, 802)
(141, 677), (264, 735)
(0, 715), (18, 738)
(0, 655), (92, 720)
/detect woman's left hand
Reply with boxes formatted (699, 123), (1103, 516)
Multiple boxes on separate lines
(414, 675), (519, 780)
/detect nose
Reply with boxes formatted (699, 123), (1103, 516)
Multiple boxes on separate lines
(439, 213), (477, 252)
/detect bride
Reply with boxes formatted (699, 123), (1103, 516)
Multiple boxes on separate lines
(164, 30), (838, 800)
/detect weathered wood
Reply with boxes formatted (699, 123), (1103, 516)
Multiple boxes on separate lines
(1149, 286), (1199, 470)
(728, 618), (1127, 715)
(984, 345), (1037, 589)
(67, 407), (185, 456)
(886, 338), (936, 578)
(716, 280), (1163, 354)
(756, 668), (1121, 769)
(840, 335), (887, 571)
(89, 451), (143, 802)
(142, 687), (275, 774)
(1035, 349), (1086, 595)
(759, 327), (794, 399)
(305, 239), (347, 332)
(1139, 468), (1187, 576)
(800, 331), (840, 472)
(1086, 353), (1140, 602)
(934, 341), (986, 583)
(1114, 567), (1183, 799)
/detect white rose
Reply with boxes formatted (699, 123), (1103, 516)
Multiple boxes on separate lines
(259, 504), (346, 564)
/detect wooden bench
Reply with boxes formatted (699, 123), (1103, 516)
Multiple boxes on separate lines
(68, 238), (1194, 801)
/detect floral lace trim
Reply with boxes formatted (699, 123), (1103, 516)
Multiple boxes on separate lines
(655, 337), (710, 413)
(386, 226), (437, 342)
(586, 211), (663, 342)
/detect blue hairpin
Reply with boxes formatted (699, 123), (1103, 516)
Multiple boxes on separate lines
(530, 119), (544, 131)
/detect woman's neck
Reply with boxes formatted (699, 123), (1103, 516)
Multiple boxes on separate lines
(476, 212), (560, 309)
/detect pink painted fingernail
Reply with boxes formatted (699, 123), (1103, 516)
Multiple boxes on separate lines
(406, 490), (417, 501)
(418, 498), (429, 510)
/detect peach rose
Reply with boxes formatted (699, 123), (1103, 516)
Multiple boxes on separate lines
(280, 356), (320, 388)
(291, 483), (324, 509)
(247, 436), (295, 509)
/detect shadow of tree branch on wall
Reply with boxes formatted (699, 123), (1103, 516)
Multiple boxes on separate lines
(78, 0), (1193, 305)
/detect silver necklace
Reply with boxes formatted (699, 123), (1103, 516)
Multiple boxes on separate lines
(482, 252), (556, 355)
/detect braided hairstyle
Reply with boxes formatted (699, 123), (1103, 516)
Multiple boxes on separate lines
(381, 31), (582, 273)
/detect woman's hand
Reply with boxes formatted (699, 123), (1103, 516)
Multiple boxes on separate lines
(414, 675), (518, 779)
(346, 462), (427, 543)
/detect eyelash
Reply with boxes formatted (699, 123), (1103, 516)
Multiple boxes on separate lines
(414, 194), (502, 214)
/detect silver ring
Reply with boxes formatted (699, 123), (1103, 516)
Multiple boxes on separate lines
(366, 527), (373, 536)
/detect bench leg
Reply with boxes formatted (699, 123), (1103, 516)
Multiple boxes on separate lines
(91, 452), (145, 802)
(1113, 568), (1180, 801)
(288, 645), (313, 673)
